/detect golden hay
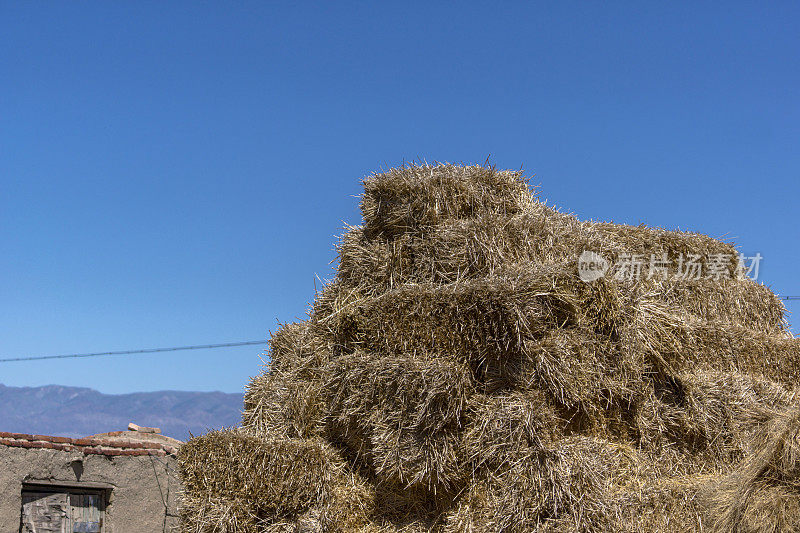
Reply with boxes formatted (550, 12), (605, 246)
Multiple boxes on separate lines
(445, 436), (641, 533)
(703, 406), (800, 533)
(180, 163), (797, 532)
(360, 165), (534, 239)
(179, 430), (334, 524)
(323, 351), (471, 494)
(463, 390), (563, 469)
(242, 323), (329, 439)
(322, 269), (580, 388)
(180, 494), (263, 533)
(636, 370), (796, 472)
(341, 184), (784, 334)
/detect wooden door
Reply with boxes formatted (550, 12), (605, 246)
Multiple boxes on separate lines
(20, 491), (103, 533)
(69, 494), (102, 533)
(20, 492), (69, 533)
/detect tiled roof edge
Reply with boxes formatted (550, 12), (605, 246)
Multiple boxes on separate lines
(0, 431), (179, 457)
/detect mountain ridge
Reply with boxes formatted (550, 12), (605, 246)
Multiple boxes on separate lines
(0, 383), (243, 441)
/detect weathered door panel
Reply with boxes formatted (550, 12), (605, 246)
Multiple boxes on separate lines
(20, 492), (69, 533)
(69, 494), (102, 533)
(21, 491), (104, 533)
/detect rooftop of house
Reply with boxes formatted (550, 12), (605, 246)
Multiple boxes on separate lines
(0, 423), (181, 457)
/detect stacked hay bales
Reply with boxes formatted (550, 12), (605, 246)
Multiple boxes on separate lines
(179, 164), (799, 532)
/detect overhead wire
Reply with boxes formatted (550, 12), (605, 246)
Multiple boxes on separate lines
(0, 340), (266, 363)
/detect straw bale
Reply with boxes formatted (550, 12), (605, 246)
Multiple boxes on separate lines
(242, 322), (330, 439)
(703, 406), (800, 532)
(619, 298), (798, 381)
(181, 163), (800, 533)
(463, 390), (563, 470)
(323, 351), (471, 493)
(325, 271), (579, 385)
(360, 164), (534, 239)
(653, 277), (787, 334)
(180, 494), (263, 533)
(519, 327), (642, 414)
(179, 430), (338, 523)
(602, 475), (708, 532)
(587, 221), (737, 261)
(337, 206), (584, 289)
(445, 436), (641, 533)
(242, 366), (326, 439)
(637, 370), (795, 472)
(682, 322), (800, 384)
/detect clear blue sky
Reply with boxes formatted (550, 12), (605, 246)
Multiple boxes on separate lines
(1, 2), (798, 394)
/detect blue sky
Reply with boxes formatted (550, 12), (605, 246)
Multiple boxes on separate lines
(1, 2), (798, 394)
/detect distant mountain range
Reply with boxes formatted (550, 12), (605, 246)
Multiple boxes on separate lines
(0, 383), (244, 441)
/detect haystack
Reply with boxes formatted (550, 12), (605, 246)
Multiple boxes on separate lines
(179, 164), (799, 532)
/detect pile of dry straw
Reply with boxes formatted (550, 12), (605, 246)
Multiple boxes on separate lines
(179, 164), (800, 532)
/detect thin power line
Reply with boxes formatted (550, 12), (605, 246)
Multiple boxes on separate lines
(1, 296), (798, 363)
(0, 340), (266, 363)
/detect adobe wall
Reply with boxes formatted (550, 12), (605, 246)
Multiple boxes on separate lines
(0, 432), (180, 533)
